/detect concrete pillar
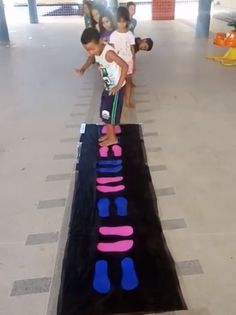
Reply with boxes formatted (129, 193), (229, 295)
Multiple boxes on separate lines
(196, 0), (212, 38)
(28, 0), (39, 24)
(0, 0), (9, 43)
(152, 0), (175, 20)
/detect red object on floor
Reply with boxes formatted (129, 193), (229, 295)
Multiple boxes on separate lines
(152, 0), (175, 20)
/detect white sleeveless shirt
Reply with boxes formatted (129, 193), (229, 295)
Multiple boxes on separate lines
(95, 44), (124, 91)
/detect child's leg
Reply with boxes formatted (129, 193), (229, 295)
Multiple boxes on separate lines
(99, 90), (109, 142)
(131, 76), (136, 88)
(99, 132), (108, 143)
(125, 75), (134, 108)
(100, 88), (124, 146)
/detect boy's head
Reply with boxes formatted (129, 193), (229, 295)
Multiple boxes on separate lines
(138, 38), (154, 51)
(127, 2), (136, 18)
(117, 6), (130, 30)
(81, 28), (103, 56)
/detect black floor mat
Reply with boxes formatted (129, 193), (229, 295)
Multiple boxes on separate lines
(57, 124), (187, 315)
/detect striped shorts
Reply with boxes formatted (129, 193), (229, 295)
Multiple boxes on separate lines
(100, 87), (125, 125)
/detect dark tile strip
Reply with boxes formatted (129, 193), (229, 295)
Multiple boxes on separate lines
(60, 138), (78, 143)
(65, 124), (81, 128)
(37, 198), (66, 209)
(146, 147), (162, 152)
(141, 119), (155, 124)
(177, 260), (204, 276)
(136, 109), (152, 113)
(70, 113), (86, 117)
(74, 103), (89, 107)
(11, 277), (51, 296)
(161, 219), (187, 230)
(156, 187), (176, 197)
(26, 232), (59, 245)
(143, 131), (158, 137)
(136, 91), (148, 96)
(53, 153), (74, 160)
(136, 99), (151, 104)
(149, 165), (167, 172)
(46, 174), (71, 182)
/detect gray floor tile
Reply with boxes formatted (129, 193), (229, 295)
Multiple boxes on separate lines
(11, 277), (51, 296)
(60, 137), (78, 143)
(146, 147), (162, 152)
(156, 187), (176, 196)
(46, 173), (71, 181)
(26, 232), (59, 245)
(177, 260), (204, 276)
(37, 198), (66, 209)
(143, 131), (159, 137)
(70, 112), (86, 117)
(161, 218), (187, 230)
(65, 124), (81, 128)
(150, 165), (167, 172)
(53, 153), (74, 160)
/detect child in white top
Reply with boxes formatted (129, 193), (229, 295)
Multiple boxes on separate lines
(110, 6), (135, 107)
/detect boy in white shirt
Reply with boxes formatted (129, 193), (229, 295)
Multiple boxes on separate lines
(110, 6), (135, 107)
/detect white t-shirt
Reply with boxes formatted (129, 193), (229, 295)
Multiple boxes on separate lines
(109, 30), (135, 63)
(95, 44), (125, 91)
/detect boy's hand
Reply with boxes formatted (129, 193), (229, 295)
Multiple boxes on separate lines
(75, 68), (85, 76)
(109, 85), (121, 96)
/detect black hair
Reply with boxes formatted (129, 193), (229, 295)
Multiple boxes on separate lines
(83, 0), (93, 15)
(145, 38), (154, 51)
(117, 6), (130, 23)
(91, 3), (106, 26)
(99, 10), (115, 34)
(127, 1), (136, 9)
(81, 27), (101, 45)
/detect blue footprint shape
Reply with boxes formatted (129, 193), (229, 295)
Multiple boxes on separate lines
(97, 166), (122, 173)
(121, 258), (139, 291)
(115, 197), (128, 216)
(93, 260), (111, 294)
(97, 159), (122, 166)
(97, 198), (110, 217)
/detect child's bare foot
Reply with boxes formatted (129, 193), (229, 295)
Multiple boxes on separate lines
(99, 135), (108, 142)
(99, 137), (117, 147)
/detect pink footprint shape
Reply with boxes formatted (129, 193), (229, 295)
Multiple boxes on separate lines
(97, 240), (134, 252)
(99, 146), (108, 158)
(112, 145), (122, 157)
(99, 226), (133, 237)
(96, 185), (125, 193)
(102, 125), (121, 135)
(96, 176), (123, 184)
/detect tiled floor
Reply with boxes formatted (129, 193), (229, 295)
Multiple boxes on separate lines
(1, 16), (236, 315)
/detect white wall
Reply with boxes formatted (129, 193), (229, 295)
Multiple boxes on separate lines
(216, 0), (236, 9)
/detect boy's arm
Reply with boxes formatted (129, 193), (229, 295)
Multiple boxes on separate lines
(75, 55), (95, 75)
(106, 51), (128, 95)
